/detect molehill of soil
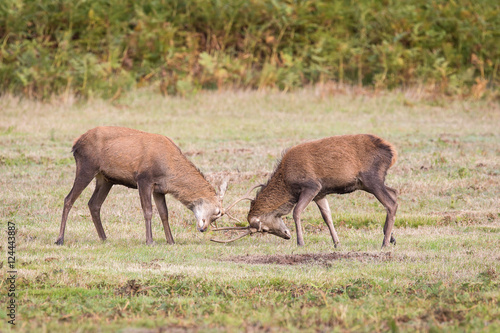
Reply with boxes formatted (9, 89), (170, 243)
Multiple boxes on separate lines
(225, 251), (393, 266)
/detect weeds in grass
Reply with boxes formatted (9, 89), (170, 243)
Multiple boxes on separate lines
(1, 1), (499, 98)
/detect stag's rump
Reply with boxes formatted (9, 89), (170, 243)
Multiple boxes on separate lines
(281, 134), (397, 194)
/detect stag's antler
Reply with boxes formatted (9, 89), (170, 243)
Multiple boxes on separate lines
(222, 184), (264, 214)
(211, 211), (240, 229)
(218, 178), (228, 200)
(210, 183), (264, 243)
(210, 227), (258, 243)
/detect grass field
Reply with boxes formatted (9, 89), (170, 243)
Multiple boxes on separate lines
(0, 87), (499, 332)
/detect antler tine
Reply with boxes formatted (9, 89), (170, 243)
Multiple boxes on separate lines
(223, 196), (252, 213)
(223, 184), (264, 213)
(210, 230), (253, 243)
(225, 211), (242, 224)
(212, 226), (250, 231)
(210, 227), (258, 244)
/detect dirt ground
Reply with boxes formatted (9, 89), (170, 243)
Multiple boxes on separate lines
(225, 251), (394, 265)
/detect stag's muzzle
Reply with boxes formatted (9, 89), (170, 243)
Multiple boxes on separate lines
(268, 226), (292, 240)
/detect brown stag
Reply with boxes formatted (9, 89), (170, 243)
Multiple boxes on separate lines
(214, 134), (398, 248)
(55, 126), (226, 245)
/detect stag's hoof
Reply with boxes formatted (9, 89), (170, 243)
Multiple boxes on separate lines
(381, 239), (396, 249)
(55, 238), (64, 246)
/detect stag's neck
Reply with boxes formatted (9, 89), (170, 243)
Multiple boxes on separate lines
(252, 169), (296, 217)
(178, 188), (216, 210)
(178, 182), (216, 209)
(161, 166), (217, 208)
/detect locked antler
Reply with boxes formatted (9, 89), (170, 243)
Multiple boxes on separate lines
(222, 184), (264, 213)
(210, 184), (264, 243)
(210, 227), (258, 243)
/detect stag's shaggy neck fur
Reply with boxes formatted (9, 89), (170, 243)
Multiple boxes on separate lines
(249, 163), (296, 218)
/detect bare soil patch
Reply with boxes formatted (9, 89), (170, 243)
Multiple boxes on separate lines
(226, 251), (394, 266)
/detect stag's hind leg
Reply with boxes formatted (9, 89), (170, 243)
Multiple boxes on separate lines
(386, 186), (398, 204)
(315, 197), (340, 248)
(56, 161), (97, 245)
(88, 174), (113, 242)
(153, 192), (174, 244)
(363, 179), (398, 248)
(137, 177), (155, 245)
(379, 190), (398, 247)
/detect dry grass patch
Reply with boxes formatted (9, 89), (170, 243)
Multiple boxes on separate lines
(225, 251), (394, 265)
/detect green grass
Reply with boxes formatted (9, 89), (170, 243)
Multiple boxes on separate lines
(0, 88), (499, 332)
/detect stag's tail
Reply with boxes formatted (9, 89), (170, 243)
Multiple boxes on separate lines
(369, 135), (398, 168)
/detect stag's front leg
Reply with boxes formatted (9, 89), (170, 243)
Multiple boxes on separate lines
(293, 184), (321, 246)
(138, 178), (154, 245)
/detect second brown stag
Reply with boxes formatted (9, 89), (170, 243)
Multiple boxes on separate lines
(243, 134), (398, 248)
(55, 126), (226, 245)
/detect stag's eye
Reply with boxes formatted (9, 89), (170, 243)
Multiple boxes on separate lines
(215, 209), (221, 217)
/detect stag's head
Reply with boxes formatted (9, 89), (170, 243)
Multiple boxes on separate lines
(246, 183), (292, 240)
(247, 211), (292, 240)
(210, 184), (291, 243)
(192, 198), (223, 232)
(192, 180), (227, 232)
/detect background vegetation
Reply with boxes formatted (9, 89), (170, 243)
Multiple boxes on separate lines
(0, 88), (499, 331)
(1, 0), (499, 99)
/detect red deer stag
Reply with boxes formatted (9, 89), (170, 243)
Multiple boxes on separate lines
(55, 126), (226, 245)
(214, 134), (398, 248)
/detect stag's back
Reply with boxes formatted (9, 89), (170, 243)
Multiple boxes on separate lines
(73, 127), (180, 177)
(72, 127), (214, 201)
(281, 134), (397, 189)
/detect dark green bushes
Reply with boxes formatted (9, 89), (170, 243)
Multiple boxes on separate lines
(1, 0), (498, 98)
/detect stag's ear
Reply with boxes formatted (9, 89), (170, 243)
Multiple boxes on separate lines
(218, 178), (228, 200)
